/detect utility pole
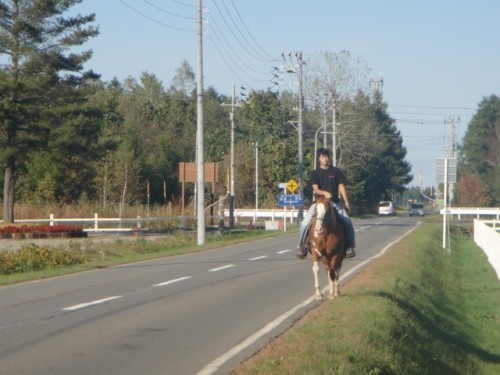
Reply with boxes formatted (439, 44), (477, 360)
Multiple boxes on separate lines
(196, 0), (205, 245)
(229, 84), (236, 228)
(332, 101), (337, 166)
(276, 52), (304, 222)
(253, 142), (259, 223)
(297, 51), (304, 222)
(446, 116), (459, 207)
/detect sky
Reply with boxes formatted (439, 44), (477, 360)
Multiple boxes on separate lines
(70, 0), (500, 189)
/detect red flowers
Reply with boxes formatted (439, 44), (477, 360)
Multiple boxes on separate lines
(0, 224), (82, 233)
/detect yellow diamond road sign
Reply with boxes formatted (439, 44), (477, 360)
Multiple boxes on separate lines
(286, 179), (298, 193)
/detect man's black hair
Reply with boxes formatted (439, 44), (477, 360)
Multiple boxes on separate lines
(316, 147), (331, 159)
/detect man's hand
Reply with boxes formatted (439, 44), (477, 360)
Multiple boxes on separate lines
(344, 202), (351, 212)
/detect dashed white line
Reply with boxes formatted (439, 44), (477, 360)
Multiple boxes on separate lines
(277, 249), (292, 254)
(248, 256), (267, 261)
(209, 265), (235, 272)
(154, 276), (192, 287)
(62, 296), (123, 311)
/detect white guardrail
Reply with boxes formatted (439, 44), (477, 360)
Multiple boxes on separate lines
(224, 208), (299, 223)
(473, 219), (500, 281)
(440, 207), (500, 220)
(5, 209), (299, 232)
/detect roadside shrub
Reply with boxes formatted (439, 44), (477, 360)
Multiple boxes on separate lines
(0, 244), (89, 274)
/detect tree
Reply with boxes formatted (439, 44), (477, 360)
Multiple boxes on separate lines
(238, 90), (297, 207)
(168, 59), (195, 96)
(0, 0), (98, 222)
(456, 171), (488, 206)
(460, 95), (500, 205)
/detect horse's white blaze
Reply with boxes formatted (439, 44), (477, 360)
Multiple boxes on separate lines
(314, 203), (326, 237)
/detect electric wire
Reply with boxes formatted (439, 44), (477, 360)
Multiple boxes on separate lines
(210, 0), (271, 63)
(229, 0), (280, 62)
(218, 0), (279, 62)
(119, 0), (195, 32)
(167, 0), (196, 7)
(209, 15), (268, 77)
(141, 0), (196, 20)
(207, 36), (251, 90)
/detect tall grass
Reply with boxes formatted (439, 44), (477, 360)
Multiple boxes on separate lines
(12, 201), (184, 219)
(232, 224), (500, 375)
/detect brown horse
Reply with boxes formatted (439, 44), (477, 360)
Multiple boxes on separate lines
(307, 196), (346, 300)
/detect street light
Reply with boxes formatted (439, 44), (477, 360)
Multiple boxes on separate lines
(314, 124), (332, 169)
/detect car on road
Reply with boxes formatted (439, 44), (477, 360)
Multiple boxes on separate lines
(409, 203), (425, 217)
(378, 201), (396, 216)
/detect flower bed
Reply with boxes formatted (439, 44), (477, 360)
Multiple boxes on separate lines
(0, 224), (87, 239)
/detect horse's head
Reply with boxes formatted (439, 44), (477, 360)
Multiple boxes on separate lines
(313, 196), (330, 238)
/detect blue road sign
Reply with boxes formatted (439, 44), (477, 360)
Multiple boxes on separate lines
(278, 194), (303, 206)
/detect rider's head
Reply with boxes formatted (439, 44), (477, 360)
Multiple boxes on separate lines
(316, 147), (331, 161)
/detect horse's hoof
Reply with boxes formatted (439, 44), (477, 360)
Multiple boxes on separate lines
(315, 293), (323, 300)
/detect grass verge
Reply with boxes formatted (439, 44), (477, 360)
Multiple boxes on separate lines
(231, 223), (500, 375)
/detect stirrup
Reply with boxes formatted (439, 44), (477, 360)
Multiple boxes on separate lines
(345, 248), (356, 258)
(296, 243), (308, 259)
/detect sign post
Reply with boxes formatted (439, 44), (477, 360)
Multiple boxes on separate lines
(436, 158), (457, 252)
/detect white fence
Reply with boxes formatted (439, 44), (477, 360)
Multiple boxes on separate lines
(474, 220), (500, 280)
(9, 214), (190, 232)
(4, 209), (298, 232)
(224, 208), (299, 223)
(441, 207), (500, 220)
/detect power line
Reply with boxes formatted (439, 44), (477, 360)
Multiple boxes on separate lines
(141, 0), (196, 20)
(209, 15), (268, 77)
(390, 104), (475, 111)
(167, 0), (197, 7)
(119, 0), (195, 32)
(229, 0), (280, 62)
(210, 0), (272, 63)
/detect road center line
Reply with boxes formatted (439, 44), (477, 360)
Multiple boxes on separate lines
(277, 249), (291, 254)
(209, 265), (235, 272)
(248, 256), (267, 261)
(154, 276), (192, 287)
(62, 296), (123, 311)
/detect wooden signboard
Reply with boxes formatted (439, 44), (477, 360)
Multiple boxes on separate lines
(179, 162), (218, 215)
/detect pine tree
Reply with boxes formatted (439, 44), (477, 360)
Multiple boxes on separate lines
(0, 0), (98, 221)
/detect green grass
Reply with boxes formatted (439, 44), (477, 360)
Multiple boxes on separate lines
(232, 224), (500, 375)
(0, 227), (292, 285)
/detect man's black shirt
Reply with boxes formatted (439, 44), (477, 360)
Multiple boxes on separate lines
(310, 165), (347, 203)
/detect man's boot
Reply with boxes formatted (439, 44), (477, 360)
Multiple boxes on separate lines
(345, 247), (356, 258)
(296, 242), (309, 259)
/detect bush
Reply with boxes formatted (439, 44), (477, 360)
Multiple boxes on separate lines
(0, 244), (89, 274)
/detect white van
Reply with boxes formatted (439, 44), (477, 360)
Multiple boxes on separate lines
(378, 201), (395, 216)
(409, 203), (425, 217)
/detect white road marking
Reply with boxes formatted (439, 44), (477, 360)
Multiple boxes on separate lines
(248, 256), (267, 261)
(277, 249), (291, 254)
(62, 296), (123, 311)
(154, 276), (192, 287)
(209, 265), (235, 272)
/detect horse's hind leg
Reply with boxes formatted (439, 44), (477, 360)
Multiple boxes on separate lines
(313, 261), (323, 300)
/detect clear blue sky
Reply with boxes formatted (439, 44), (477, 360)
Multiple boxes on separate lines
(72, 0), (500, 189)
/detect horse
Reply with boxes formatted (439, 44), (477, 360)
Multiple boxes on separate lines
(307, 196), (346, 300)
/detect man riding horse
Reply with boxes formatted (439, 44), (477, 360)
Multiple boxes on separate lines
(297, 147), (356, 259)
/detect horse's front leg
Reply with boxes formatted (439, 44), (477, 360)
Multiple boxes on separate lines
(326, 266), (335, 300)
(313, 261), (323, 300)
(329, 268), (341, 299)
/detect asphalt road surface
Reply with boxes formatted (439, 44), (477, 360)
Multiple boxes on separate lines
(0, 216), (420, 375)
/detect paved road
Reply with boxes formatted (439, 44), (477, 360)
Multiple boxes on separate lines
(0, 216), (420, 375)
